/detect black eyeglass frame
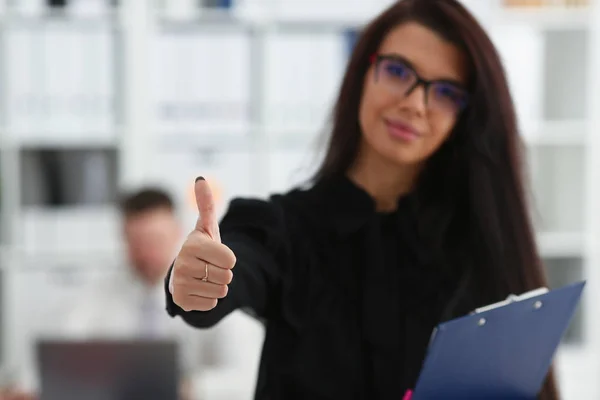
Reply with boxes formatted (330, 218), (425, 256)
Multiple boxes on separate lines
(369, 53), (470, 112)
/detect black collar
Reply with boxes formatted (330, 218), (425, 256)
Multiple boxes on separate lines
(286, 175), (419, 238)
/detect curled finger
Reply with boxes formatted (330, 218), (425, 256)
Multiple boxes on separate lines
(192, 261), (233, 285)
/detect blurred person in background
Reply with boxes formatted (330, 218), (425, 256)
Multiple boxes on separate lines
(165, 0), (561, 399)
(0, 188), (263, 400)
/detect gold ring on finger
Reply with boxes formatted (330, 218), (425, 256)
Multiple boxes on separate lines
(202, 262), (209, 282)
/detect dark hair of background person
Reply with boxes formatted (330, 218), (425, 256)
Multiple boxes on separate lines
(119, 187), (175, 217)
(312, 0), (558, 398)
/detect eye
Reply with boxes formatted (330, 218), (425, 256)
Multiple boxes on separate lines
(432, 83), (468, 110)
(382, 60), (412, 81)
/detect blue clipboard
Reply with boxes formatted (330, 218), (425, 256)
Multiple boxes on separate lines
(411, 281), (586, 400)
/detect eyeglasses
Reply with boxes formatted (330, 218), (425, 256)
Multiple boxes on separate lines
(370, 53), (469, 115)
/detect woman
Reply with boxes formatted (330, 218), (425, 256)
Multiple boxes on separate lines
(166, 0), (559, 399)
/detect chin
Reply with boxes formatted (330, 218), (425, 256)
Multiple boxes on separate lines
(360, 132), (427, 171)
(376, 140), (425, 167)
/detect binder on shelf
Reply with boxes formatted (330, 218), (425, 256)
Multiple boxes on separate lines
(264, 33), (344, 130)
(47, 0), (68, 8)
(6, 18), (115, 142)
(202, 0), (233, 8)
(154, 31), (250, 134)
(345, 29), (359, 56)
(411, 281), (585, 400)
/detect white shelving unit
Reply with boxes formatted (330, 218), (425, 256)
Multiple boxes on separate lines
(480, 2), (600, 397)
(0, 2), (125, 387)
(0, 0), (598, 397)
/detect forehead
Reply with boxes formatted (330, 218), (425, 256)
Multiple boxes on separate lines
(378, 21), (468, 84)
(125, 209), (175, 232)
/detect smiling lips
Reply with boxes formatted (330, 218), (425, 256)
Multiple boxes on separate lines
(384, 119), (420, 142)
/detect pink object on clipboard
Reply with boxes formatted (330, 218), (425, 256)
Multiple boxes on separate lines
(402, 389), (413, 400)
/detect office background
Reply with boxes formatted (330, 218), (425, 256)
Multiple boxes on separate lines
(0, 0), (598, 398)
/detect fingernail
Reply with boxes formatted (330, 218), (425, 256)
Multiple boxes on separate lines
(195, 176), (205, 182)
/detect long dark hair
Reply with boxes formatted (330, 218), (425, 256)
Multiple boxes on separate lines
(313, 1), (559, 398)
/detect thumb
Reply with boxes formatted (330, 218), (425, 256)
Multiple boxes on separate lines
(194, 177), (221, 242)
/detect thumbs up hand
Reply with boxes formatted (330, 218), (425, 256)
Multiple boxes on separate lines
(171, 177), (236, 312)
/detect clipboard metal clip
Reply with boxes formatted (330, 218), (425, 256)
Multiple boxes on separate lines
(473, 287), (549, 314)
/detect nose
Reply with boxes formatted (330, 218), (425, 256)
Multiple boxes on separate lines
(401, 82), (428, 115)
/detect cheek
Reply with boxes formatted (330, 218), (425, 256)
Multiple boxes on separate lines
(418, 115), (456, 157)
(432, 113), (456, 137)
(359, 84), (393, 141)
(359, 88), (374, 135)
(430, 114), (456, 144)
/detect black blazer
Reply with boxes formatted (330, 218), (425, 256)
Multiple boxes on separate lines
(165, 176), (469, 399)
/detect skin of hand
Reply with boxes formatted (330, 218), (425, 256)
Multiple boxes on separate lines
(170, 177), (236, 312)
(179, 378), (193, 400)
(0, 388), (37, 400)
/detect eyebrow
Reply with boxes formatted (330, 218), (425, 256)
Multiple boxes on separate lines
(379, 53), (466, 88)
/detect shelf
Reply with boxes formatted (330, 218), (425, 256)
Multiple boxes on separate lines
(157, 16), (252, 34)
(542, 29), (588, 121)
(9, 130), (120, 148)
(2, 9), (118, 28)
(156, 125), (326, 152)
(491, 25), (588, 136)
(157, 129), (253, 151)
(18, 206), (121, 254)
(489, 23), (545, 131)
(4, 20), (118, 140)
(522, 120), (586, 146)
(543, 255), (585, 345)
(157, 14), (372, 33)
(158, 4), (241, 27)
(267, 127), (326, 150)
(258, 0), (396, 28)
(493, 4), (591, 29)
(5, 0), (589, 32)
(153, 1), (594, 32)
(156, 122), (250, 139)
(537, 231), (584, 257)
(528, 144), (585, 233)
(262, 31), (346, 130)
(152, 28), (348, 139)
(3, 259), (120, 372)
(153, 28), (252, 133)
(7, 249), (123, 268)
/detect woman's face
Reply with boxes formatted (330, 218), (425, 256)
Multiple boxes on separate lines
(359, 22), (469, 169)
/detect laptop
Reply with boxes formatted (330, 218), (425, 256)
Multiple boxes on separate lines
(36, 339), (180, 400)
